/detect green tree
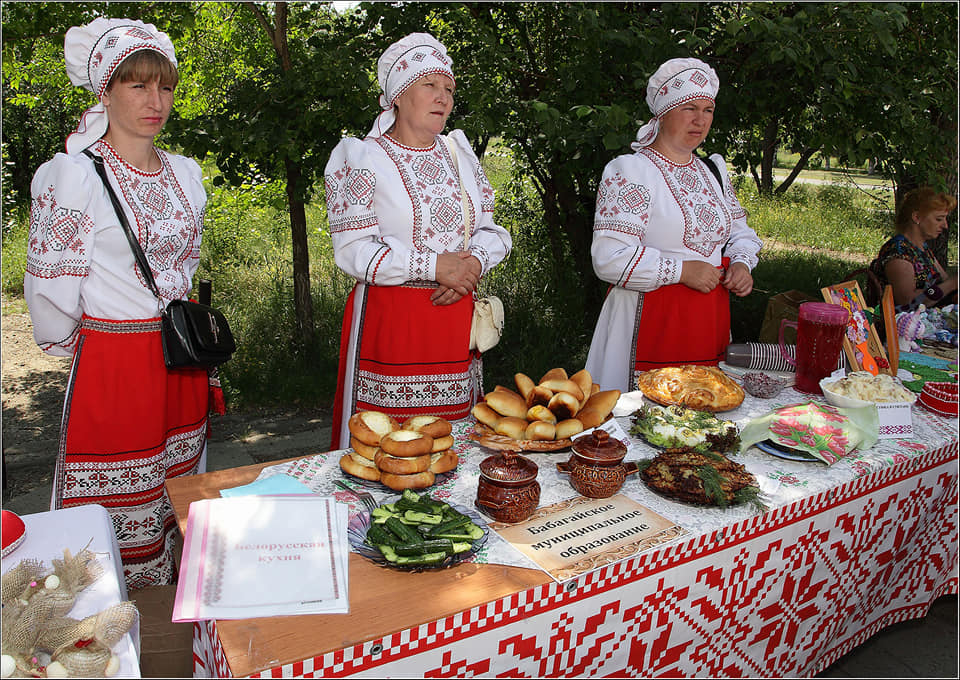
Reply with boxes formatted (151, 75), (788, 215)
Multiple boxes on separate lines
(166, 2), (376, 341)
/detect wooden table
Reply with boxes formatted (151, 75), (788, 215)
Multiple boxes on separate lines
(168, 403), (958, 678)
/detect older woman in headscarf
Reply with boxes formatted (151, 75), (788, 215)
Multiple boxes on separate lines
(324, 33), (512, 450)
(585, 58), (762, 393)
(23, 19), (209, 588)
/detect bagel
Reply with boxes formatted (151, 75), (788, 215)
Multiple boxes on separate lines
(380, 470), (436, 491)
(431, 434), (455, 452)
(472, 402), (501, 429)
(555, 418), (585, 439)
(348, 411), (400, 447)
(402, 415), (453, 439)
(526, 404), (557, 424)
(539, 367), (568, 383)
(339, 452), (381, 481)
(525, 385), (554, 408)
(349, 436), (379, 461)
(429, 450), (459, 474)
(525, 420), (556, 441)
(494, 416), (529, 440)
(547, 391), (581, 420)
(538, 378), (584, 402)
(514, 373), (536, 400)
(375, 450), (431, 475)
(379, 430), (434, 457)
(485, 389), (528, 419)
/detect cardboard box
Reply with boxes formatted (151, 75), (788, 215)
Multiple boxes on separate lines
(128, 585), (194, 678)
(759, 290), (819, 344)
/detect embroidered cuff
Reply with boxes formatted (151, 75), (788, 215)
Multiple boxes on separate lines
(658, 258), (682, 287)
(407, 250), (438, 282)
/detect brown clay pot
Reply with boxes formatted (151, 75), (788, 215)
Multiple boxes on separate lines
(475, 451), (540, 523)
(557, 430), (638, 499)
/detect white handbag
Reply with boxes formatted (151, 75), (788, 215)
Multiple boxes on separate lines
(443, 135), (504, 353)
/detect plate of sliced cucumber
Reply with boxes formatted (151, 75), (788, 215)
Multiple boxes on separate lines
(347, 489), (489, 571)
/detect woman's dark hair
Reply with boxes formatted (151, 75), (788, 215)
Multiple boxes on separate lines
(895, 187), (958, 233)
(106, 50), (178, 91)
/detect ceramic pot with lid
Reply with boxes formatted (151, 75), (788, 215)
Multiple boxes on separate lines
(557, 430), (638, 498)
(475, 451), (540, 523)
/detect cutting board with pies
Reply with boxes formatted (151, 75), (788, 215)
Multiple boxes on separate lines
(468, 368), (620, 452)
(636, 365), (745, 412)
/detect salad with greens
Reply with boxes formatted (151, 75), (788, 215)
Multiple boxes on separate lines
(630, 404), (739, 453)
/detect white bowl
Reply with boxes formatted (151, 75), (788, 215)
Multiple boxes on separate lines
(819, 375), (917, 409)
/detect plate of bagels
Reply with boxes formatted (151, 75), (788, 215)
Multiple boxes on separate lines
(469, 367), (620, 452)
(339, 412), (459, 492)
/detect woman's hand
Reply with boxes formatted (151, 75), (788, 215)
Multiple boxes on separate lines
(431, 285), (465, 306)
(435, 251), (481, 298)
(679, 260), (722, 293)
(722, 262), (754, 297)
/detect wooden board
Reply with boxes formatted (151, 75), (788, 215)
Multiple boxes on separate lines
(821, 280), (893, 375)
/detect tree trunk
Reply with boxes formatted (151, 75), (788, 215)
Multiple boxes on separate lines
(285, 158), (315, 341)
(759, 119), (778, 195)
(774, 146), (820, 195)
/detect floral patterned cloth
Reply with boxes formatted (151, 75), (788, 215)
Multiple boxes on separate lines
(251, 385), (957, 572)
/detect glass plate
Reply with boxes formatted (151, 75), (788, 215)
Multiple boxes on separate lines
(347, 501), (489, 571)
(754, 439), (824, 463)
(341, 468), (454, 490)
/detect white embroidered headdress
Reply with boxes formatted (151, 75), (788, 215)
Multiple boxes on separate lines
(632, 57), (719, 151)
(366, 32), (455, 139)
(63, 18), (177, 155)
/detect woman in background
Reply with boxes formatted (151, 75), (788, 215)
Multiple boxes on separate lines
(324, 33), (512, 449)
(869, 187), (957, 311)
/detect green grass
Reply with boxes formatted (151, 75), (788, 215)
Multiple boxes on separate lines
(3, 155), (940, 409)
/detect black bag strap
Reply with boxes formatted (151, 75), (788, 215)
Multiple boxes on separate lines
(82, 149), (162, 301)
(699, 153), (723, 190)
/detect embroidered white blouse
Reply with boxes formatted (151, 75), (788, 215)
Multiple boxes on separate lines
(324, 129), (512, 285)
(24, 140), (205, 356)
(591, 147), (762, 291)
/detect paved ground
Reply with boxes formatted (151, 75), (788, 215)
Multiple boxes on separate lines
(2, 308), (956, 678)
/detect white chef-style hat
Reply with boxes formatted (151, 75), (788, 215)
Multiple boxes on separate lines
(631, 58), (719, 151)
(63, 18), (177, 155)
(366, 32), (455, 139)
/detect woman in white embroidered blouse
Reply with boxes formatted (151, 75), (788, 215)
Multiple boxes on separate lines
(324, 33), (512, 450)
(585, 58), (762, 393)
(23, 18), (209, 589)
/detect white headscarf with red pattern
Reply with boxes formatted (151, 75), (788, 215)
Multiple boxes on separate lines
(63, 18), (177, 155)
(366, 32), (455, 139)
(632, 58), (719, 151)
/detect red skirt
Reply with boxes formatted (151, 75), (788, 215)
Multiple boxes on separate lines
(632, 259), (731, 374)
(330, 284), (479, 450)
(55, 316), (208, 589)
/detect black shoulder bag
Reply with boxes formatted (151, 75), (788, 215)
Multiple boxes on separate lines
(700, 154), (724, 189)
(83, 150), (236, 370)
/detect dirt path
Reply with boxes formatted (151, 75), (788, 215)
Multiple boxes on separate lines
(1, 301), (331, 514)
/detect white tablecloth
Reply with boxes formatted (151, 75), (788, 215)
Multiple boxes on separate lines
(1, 504), (141, 677)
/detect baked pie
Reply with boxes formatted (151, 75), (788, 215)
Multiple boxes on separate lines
(639, 450), (760, 508)
(636, 365), (744, 412)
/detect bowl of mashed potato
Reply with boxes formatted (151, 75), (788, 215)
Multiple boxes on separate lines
(819, 372), (917, 409)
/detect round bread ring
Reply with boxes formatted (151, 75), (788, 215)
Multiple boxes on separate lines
(375, 450), (431, 475)
(380, 470), (436, 491)
(339, 453), (381, 481)
(402, 415), (453, 439)
(350, 436), (379, 461)
(380, 430), (434, 457)
(431, 434), (455, 452)
(429, 450), (459, 474)
(348, 411), (400, 447)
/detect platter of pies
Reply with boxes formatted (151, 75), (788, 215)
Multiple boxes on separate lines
(636, 365), (745, 412)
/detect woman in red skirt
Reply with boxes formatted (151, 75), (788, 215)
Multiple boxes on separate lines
(24, 18), (209, 588)
(585, 58), (763, 392)
(324, 33), (512, 449)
